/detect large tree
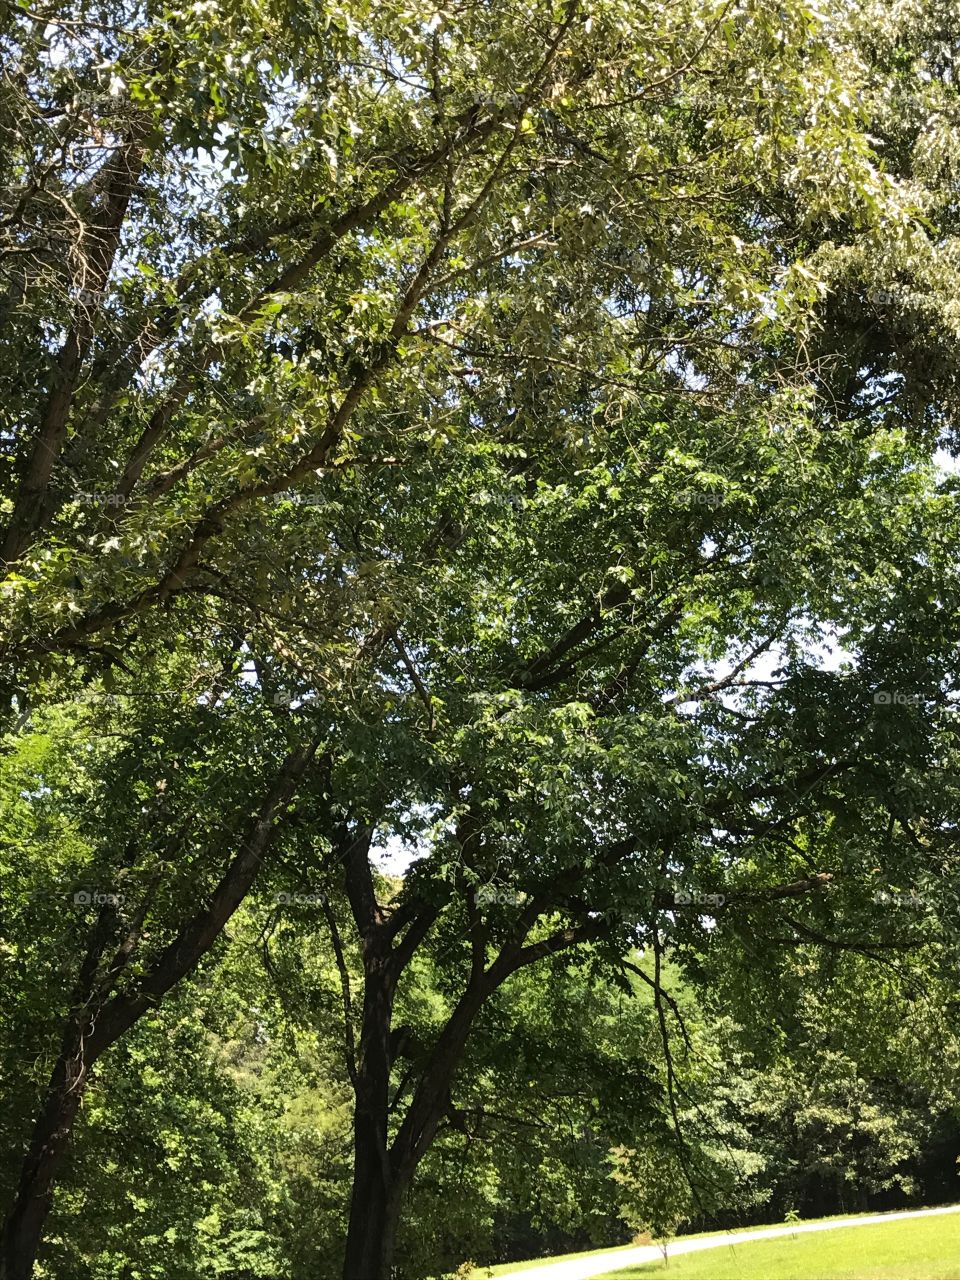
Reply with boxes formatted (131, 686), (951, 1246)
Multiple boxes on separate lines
(300, 412), (960, 1276)
(4, 0), (960, 1278)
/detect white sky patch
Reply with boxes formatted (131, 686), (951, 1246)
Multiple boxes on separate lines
(374, 834), (421, 876)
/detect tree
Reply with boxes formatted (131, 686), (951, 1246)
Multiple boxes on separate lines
(317, 393), (960, 1275)
(0, 689), (324, 1279)
(609, 1143), (692, 1261)
(4, 1), (960, 1277)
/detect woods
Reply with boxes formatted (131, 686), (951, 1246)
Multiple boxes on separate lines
(3, 0), (960, 1277)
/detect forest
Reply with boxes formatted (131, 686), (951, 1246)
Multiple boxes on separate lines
(3, 0), (960, 1277)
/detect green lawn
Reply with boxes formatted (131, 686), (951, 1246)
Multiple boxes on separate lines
(478, 1227), (795, 1276)
(604, 1211), (960, 1279)
(479, 1245), (638, 1276)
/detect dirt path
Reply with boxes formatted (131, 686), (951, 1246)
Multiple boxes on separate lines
(508, 1202), (960, 1280)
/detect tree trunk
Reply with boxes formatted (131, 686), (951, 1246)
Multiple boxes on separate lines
(342, 940), (399, 1279)
(342, 1137), (404, 1280)
(336, 829), (571, 1279)
(342, 966), (498, 1279)
(1, 1023), (91, 1280)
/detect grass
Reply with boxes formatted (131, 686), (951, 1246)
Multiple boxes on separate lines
(475, 1218), (844, 1275)
(478, 1245), (640, 1275)
(477, 1233), (799, 1276)
(603, 1210), (960, 1279)
(469, 1207), (960, 1278)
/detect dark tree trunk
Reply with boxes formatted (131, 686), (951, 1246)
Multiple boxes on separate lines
(341, 951), (500, 1278)
(343, 1013), (396, 1274)
(336, 822), (591, 1280)
(342, 1143), (404, 1280)
(1, 1023), (91, 1280)
(342, 867), (400, 1280)
(1, 136), (144, 567)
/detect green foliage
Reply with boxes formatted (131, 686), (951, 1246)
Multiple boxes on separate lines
(5, 0), (960, 1276)
(609, 1143), (692, 1249)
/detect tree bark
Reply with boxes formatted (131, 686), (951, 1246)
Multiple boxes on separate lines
(341, 824), (401, 1280)
(341, 911), (501, 1279)
(342, 968), (395, 1279)
(338, 878), (606, 1278)
(342, 1102), (405, 1280)
(0, 871), (135, 1280)
(1, 135), (144, 566)
(0, 1019), (91, 1280)
(341, 965), (500, 1279)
